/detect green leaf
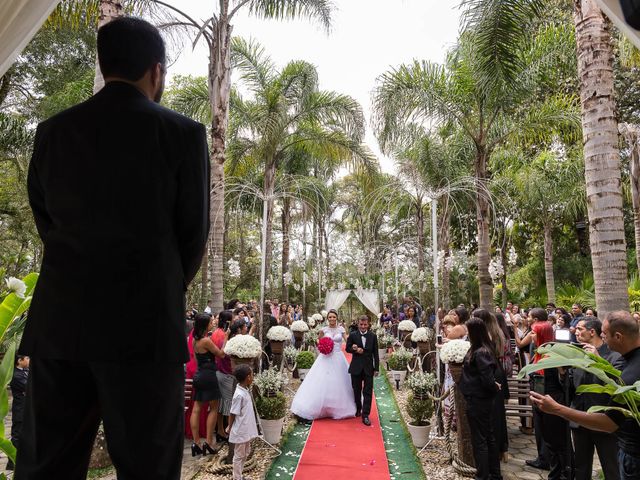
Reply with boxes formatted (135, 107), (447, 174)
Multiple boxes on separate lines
(0, 437), (16, 464)
(0, 342), (16, 423)
(0, 273), (38, 344)
(576, 384), (617, 395)
(587, 405), (637, 419)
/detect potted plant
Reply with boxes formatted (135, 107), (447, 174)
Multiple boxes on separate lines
(283, 345), (298, 366)
(254, 368), (287, 444)
(290, 320), (309, 348)
(296, 350), (315, 380)
(303, 327), (320, 351)
(411, 327), (433, 355)
(398, 320), (416, 348)
(267, 325), (291, 354)
(387, 347), (413, 388)
(405, 371), (437, 447)
(223, 334), (262, 370)
(377, 330), (394, 360)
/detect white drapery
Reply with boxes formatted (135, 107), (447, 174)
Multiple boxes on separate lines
(0, 0), (61, 78)
(353, 288), (381, 319)
(324, 289), (352, 312)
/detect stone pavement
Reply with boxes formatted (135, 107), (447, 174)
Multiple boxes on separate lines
(501, 416), (602, 480)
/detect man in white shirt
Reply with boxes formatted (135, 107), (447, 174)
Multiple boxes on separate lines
(204, 300), (212, 315)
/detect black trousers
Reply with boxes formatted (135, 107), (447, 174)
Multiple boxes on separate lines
(351, 371), (373, 416)
(572, 427), (619, 480)
(533, 397), (570, 480)
(466, 395), (502, 480)
(15, 357), (185, 480)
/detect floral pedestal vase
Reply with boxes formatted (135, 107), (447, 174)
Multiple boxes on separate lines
(231, 355), (258, 372)
(293, 331), (304, 349)
(449, 362), (475, 468)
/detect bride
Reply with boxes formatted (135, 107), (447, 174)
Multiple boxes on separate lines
(290, 309), (356, 420)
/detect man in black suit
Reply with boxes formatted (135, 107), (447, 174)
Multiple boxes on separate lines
(17, 17), (209, 480)
(347, 315), (379, 426)
(7, 355), (29, 471)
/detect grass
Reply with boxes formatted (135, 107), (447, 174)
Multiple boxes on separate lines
(264, 419), (312, 480)
(86, 465), (115, 479)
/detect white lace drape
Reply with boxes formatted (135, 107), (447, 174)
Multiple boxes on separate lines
(0, 0), (61, 78)
(324, 289), (352, 312)
(353, 288), (381, 319)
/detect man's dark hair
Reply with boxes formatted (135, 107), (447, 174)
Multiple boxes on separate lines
(581, 316), (602, 336)
(97, 17), (165, 82)
(218, 310), (233, 331)
(606, 310), (640, 338)
(573, 303), (583, 310)
(233, 307), (244, 316)
(546, 302), (556, 309)
(530, 307), (548, 322)
(234, 364), (252, 383)
(15, 355), (27, 367)
(226, 298), (240, 310)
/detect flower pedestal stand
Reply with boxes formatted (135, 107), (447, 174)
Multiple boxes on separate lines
(293, 331), (304, 349)
(399, 330), (413, 349)
(449, 362), (475, 469)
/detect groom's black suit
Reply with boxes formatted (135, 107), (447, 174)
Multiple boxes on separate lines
(17, 82), (209, 480)
(347, 329), (379, 417)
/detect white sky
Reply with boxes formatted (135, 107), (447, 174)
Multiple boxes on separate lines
(165, 0), (462, 173)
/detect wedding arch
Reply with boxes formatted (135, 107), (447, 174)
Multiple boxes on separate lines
(324, 288), (381, 319)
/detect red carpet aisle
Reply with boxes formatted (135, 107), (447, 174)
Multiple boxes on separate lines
(292, 351), (391, 480)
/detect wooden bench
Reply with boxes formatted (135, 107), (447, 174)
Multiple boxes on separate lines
(505, 376), (533, 423)
(184, 378), (193, 411)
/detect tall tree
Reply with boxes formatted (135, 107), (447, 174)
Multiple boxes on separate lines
(158, 0), (333, 313)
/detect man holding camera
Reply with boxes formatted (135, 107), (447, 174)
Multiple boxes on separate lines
(571, 317), (625, 480)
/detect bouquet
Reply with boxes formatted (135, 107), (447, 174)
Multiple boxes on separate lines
(290, 320), (309, 332)
(267, 325), (291, 342)
(224, 334), (262, 358)
(398, 320), (417, 332)
(283, 345), (298, 364)
(411, 327), (433, 342)
(317, 336), (334, 355)
(440, 339), (470, 364)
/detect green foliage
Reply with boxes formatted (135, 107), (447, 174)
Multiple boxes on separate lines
(519, 343), (639, 424)
(388, 348), (413, 371)
(406, 392), (434, 426)
(255, 391), (287, 420)
(296, 350), (315, 369)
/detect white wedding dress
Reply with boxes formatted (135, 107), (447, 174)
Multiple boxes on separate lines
(290, 325), (356, 420)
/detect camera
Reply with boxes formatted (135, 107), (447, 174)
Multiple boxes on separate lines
(554, 328), (571, 343)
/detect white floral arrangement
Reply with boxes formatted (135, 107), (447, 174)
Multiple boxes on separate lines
(440, 339), (471, 364)
(307, 316), (316, 327)
(253, 368), (285, 395)
(406, 371), (438, 395)
(398, 320), (417, 332)
(223, 334), (262, 358)
(267, 325), (291, 342)
(290, 320), (309, 332)
(4, 277), (26, 298)
(304, 328), (320, 346)
(321, 310), (328, 318)
(411, 327), (433, 342)
(284, 345), (298, 364)
(311, 313), (323, 323)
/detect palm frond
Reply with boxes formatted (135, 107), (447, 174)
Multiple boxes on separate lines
(244, 0), (333, 32)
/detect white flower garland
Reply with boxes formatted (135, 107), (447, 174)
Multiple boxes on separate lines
(411, 327), (433, 342)
(223, 334), (262, 358)
(266, 325), (291, 342)
(290, 320), (309, 332)
(398, 320), (417, 332)
(440, 339), (471, 364)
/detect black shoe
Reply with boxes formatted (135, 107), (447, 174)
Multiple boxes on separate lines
(202, 441), (221, 455)
(362, 415), (371, 426)
(191, 443), (203, 457)
(355, 409), (361, 417)
(216, 433), (229, 443)
(525, 459), (550, 470)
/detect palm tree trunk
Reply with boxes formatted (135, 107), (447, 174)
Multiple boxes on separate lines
(619, 124), (640, 273)
(281, 197), (291, 302)
(208, 17), (233, 313)
(264, 162), (276, 300)
(439, 204), (452, 310)
(475, 149), (493, 309)
(574, 0), (629, 315)
(93, 0), (123, 93)
(543, 221), (556, 304)
(416, 203), (425, 296)
(501, 243), (508, 309)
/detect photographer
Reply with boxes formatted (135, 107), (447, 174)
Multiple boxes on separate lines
(571, 317), (625, 480)
(531, 311), (640, 480)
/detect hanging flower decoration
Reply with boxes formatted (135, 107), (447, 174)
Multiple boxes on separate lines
(293, 283), (301, 292)
(508, 246), (518, 267)
(227, 258), (241, 278)
(317, 336), (334, 355)
(283, 271), (293, 286)
(488, 257), (504, 282)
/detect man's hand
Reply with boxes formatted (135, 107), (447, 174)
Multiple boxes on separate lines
(530, 391), (561, 415)
(225, 425), (230, 434)
(569, 326), (576, 334)
(582, 343), (599, 356)
(357, 348), (364, 354)
(352, 344), (358, 352)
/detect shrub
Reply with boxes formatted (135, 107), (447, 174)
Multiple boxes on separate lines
(255, 391), (287, 420)
(406, 392), (434, 426)
(387, 347), (412, 371)
(296, 350), (315, 369)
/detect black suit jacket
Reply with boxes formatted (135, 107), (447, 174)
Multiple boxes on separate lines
(20, 82), (209, 363)
(346, 330), (379, 376)
(10, 368), (28, 418)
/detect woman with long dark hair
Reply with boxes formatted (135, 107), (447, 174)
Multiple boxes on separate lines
(460, 318), (503, 480)
(211, 310), (233, 442)
(189, 314), (225, 456)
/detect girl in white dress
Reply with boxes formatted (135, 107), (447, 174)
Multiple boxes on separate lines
(290, 310), (356, 420)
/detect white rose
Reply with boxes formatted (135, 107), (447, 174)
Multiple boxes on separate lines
(267, 325), (291, 342)
(411, 327), (431, 342)
(5, 277), (26, 298)
(398, 320), (417, 332)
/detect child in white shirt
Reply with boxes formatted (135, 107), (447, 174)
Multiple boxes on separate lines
(226, 364), (258, 480)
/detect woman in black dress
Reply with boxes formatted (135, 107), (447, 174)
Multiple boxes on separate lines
(190, 314), (225, 456)
(460, 317), (503, 480)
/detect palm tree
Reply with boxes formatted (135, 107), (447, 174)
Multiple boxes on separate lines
(462, 0), (629, 316)
(372, 32), (578, 309)
(156, 1), (333, 313)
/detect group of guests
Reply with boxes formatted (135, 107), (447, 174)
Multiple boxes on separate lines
(379, 296), (428, 336)
(439, 303), (640, 480)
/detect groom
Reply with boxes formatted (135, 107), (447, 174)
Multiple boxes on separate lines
(347, 315), (379, 426)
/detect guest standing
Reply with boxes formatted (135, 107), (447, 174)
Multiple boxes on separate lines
(211, 311), (234, 443)
(227, 365), (258, 480)
(459, 318), (503, 480)
(7, 356), (29, 471)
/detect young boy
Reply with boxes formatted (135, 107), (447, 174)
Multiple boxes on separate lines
(226, 364), (258, 480)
